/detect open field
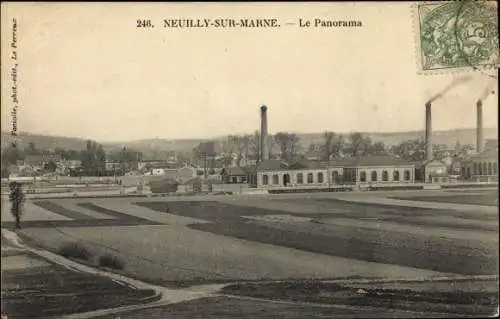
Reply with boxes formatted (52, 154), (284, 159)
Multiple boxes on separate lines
(92, 295), (465, 318)
(391, 190), (498, 207)
(1, 188), (498, 317)
(1, 238), (156, 319)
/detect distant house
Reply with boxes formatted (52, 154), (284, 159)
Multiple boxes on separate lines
(162, 167), (197, 184)
(412, 160), (448, 183)
(304, 149), (323, 161)
(138, 160), (167, 172)
(23, 154), (62, 170)
(220, 166), (257, 185)
(149, 178), (179, 194)
(104, 161), (125, 172)
(177, 177), (221, 193)
(66, 159), (82, 169)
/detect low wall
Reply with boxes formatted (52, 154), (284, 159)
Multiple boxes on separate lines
(212, 184), (251, 194)
(267, 181), (498, 194)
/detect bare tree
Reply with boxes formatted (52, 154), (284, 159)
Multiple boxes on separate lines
(230, 134), (251, 167)
(274, 132), (300, 162)
(390, 139), (426, 161)
(332, 134), (345, 158)
(222, 136), (236, 168)
(347, 132), (366, 157)
(371, 141), (387, 155)
(249, 130), (260, 163)
(266, 134), (277, 159)
(323, 131), (334, 161)
(322, 131), (346, 160)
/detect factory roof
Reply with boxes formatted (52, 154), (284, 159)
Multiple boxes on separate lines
(409, 159), (446, 167)
(256, 155), (414, 171)
(221, 166), (256, 176)
(288, 157), (321, 169)
(467, 148), (498, 161)
(318, 158), (355, 168)
(342, 155), (414, 167)
(256, 159), (290, 171)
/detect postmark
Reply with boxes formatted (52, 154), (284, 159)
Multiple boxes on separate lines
(414, 1), (498, 74)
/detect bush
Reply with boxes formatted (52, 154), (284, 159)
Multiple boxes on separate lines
(58, 242), (92, 260)
(98, 253), (124, 269)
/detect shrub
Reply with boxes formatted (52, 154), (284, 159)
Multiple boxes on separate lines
(58, 242), (92, 260)
(98, 253), (124, 269)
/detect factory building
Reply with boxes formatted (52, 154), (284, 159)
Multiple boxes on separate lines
(256, 155), (416, 189)
(462, 140), (498, 182)
(412, 160), (449, 183)
(253, 105), (419, 189)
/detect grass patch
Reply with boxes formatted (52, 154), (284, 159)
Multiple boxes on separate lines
(391, 194), (498, 207)
(98, 253), (124, 270)
(58, 242), (92, 261)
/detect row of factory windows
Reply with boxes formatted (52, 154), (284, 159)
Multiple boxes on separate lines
(471, 162), (498, 176)
(359, 170), (411, 182)
(261, 170), (411, 185)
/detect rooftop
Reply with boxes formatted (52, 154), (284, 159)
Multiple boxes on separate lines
(467, 148), (498, 161)
(256, 159), (290, 171)
(343, 155), (413, 167)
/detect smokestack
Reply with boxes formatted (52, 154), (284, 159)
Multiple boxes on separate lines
(425, 102), (433, 161)
(260, 105), (268, 161)
(476, 100), (483, 153)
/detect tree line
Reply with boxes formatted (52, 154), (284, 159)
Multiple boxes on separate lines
(1, 140), (143, 177)
(192, 131), (476, 168)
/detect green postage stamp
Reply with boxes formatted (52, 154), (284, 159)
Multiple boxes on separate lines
(415, 1), (498, 73)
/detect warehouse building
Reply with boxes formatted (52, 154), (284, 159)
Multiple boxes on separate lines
(256, 155), (415, 189)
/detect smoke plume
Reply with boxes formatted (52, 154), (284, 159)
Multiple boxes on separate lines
(427, 75), (473, 104)
(478, 81), (496, 102)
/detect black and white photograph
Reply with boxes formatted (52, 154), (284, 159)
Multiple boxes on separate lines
(1, 2), (498, 318)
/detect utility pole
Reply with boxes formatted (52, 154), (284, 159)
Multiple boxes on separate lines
(328, 155), (331, 192)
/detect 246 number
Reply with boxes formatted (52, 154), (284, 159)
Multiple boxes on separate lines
(137, 19), (153, 28)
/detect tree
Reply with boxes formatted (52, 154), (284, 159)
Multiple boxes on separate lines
(322, 131), (346, 161)
(370, 141), (387, 155)
(249, 130), (260, 162)
(274, 132), (300, 162)
(308, 143), (320, 153)
(453, 140), (462, 156)
(193, 141), (216, 176)
(1, 166), (9, 178)
(346, 132), (372, 157)
(266, 134), (277, 159)
(9, 182), (24, 229)
(1, 145), (22, 165)
(230, 134), (251, 167)
(44, 160), (57, 172)
(96, 145), (106, 171)
(222, 136), (237, 168)
(81, 140), (106, 174)
(81, 140), (94, 172)
(332, 134), (345, 158)
(28, 142), (37, 154)
(390, 139), (426, 161)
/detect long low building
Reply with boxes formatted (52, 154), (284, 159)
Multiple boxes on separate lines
(462, 147), (498, 182)
(255, 155), (416, 189)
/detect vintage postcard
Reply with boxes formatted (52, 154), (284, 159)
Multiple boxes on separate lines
(1, 2), (498, 318)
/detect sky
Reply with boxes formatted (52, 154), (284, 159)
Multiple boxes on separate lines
(1, 2), (498, 142)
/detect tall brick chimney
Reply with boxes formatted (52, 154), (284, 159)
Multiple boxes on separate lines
(425, 102), (433, 161)
(260, 105), (268, 161)
(476, 99), (484, 153)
